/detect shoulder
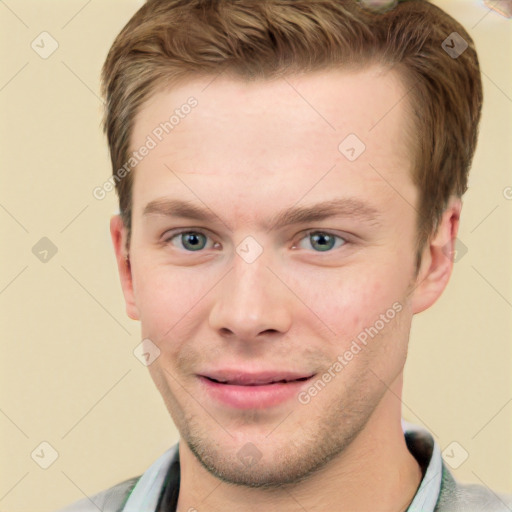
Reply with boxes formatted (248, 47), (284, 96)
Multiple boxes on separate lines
(435, 462), (512, 512)
(54, 444), (180, 512)
(55, 476), (141, 512)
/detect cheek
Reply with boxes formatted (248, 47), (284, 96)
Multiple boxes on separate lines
(296, 264), (408, 342)
(315, 279), (410, 386)
(132, 262), (208, 339)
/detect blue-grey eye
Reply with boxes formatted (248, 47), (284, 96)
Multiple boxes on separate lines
(172, 231), (209, 251)
(299, 231), (346, 252)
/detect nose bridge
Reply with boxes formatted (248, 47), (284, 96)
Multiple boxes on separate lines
(232, 251), (271, 309)
(209, 247), (291, 338)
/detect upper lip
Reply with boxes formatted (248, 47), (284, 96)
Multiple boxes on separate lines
(200, 370), (315, 385)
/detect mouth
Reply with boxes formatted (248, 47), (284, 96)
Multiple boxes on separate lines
(203, 375), (313, 386)
(199, 370), (316, 386)
(197, 371), (316, 409)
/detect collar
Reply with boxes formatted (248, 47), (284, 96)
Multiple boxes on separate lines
(121, 446), (177, 512)
(121, 420), (443, 511)
(402, 419), (443, 512)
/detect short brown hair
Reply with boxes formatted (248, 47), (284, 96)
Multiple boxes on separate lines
(101, 0), (482, 259)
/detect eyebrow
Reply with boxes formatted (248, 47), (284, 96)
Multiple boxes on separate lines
(142, 197), (381, 231)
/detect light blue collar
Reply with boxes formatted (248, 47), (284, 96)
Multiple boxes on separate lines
(402, 419), (443, 512)
(122, 421), (443, 511)
(122, 445), (177, 512)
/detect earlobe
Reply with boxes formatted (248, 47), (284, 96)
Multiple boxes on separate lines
(410, 197), (462, 314)
(110, 215), (140, 321)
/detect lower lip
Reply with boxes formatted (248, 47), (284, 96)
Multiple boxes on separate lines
(198, 376), (314, 409)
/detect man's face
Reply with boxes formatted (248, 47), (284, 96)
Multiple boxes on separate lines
(122, 67), (424, 486)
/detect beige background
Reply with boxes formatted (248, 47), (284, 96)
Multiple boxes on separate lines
(0, 1), (511, 511)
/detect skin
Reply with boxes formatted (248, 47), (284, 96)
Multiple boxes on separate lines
(111, 66), (461, 511)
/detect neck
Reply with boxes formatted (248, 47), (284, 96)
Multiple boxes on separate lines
(176, 375), (422, 512)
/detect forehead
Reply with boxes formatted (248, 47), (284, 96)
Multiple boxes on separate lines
(129, 66), (416, 222)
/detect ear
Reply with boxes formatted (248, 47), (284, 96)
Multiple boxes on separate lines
(410, 196), (462, 314)
(110, 215), (140, 320)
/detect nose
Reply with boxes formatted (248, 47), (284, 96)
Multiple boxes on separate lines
(208, 254), (293, 341)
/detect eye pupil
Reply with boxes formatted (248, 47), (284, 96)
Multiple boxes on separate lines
(182, 232), (206, 251)
(311, 232), (336, 252)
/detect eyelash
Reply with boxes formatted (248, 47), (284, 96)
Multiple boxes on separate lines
(162, 229), (348, 253)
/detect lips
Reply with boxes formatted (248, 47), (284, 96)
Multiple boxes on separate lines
(199, 370), (316, 409)
(200, 371), (315, 386)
